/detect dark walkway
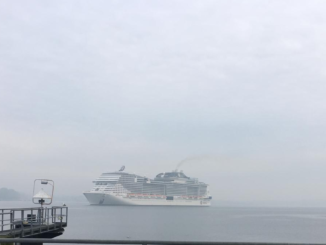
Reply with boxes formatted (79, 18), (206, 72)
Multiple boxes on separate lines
(0, 222), (67, 238)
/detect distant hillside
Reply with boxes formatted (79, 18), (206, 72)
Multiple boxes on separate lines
(0, 188), (24, 201)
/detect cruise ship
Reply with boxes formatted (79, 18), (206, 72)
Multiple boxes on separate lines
(83, 166), (212, 206)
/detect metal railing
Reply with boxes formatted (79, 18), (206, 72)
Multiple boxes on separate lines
(0, 239), (325, 245)
(0, 206), (68, 237)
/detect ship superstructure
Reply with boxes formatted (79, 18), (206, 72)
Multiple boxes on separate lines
(83, 167), (212, 206)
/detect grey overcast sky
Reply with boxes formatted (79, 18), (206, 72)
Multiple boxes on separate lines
(1, 0), (326, 206)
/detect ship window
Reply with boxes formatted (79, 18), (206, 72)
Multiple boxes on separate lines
(166, 196), (174, 200)
(179, 173), (189, 178)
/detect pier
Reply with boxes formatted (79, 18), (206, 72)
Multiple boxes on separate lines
(0, 206), (68, 244)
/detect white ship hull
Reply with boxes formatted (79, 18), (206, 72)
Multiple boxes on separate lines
(84, 192), (211, 206)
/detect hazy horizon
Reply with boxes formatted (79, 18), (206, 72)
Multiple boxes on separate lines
(1, 0), (326, 207)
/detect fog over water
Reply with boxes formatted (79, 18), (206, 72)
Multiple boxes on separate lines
(1, 0), (326, 206)
(2, 201), (326, 243)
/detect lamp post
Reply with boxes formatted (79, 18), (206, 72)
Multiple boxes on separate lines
(32, 179), (54, 224)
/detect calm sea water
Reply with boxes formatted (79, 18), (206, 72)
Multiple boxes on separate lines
(2, 201), (326, 243)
